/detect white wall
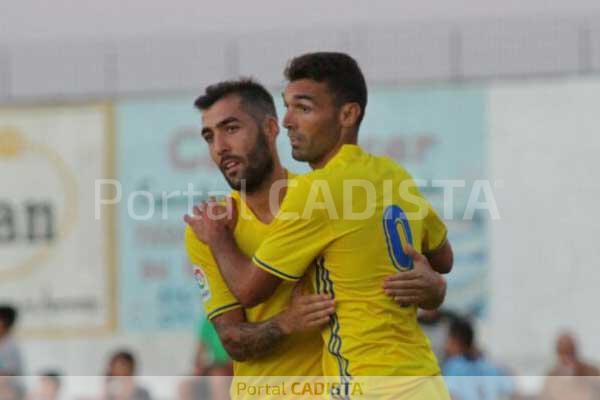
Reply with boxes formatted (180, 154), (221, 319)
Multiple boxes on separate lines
(488, 78), (600, 375)
(2, 4), (600, 103)
(2, 0), (600, 42)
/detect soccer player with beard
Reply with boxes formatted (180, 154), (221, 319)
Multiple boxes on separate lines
(184, 80), (332, 390)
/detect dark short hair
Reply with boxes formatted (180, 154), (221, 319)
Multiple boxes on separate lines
(284, 52), (368, 126)
(0, 305), (17, 329)
(41, 371), (62, 388)
(194, 78), (277, 124)
(449, 318), (475, 349)
(109, 350), (136, 373)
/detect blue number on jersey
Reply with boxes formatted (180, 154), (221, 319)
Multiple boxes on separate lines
(383, 205), (414, 271)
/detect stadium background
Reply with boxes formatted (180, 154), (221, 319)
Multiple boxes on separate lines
(1, 0), (600, 397)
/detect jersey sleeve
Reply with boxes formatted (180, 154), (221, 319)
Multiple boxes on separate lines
(394, 161), (447, 253)
(252, 176), (335, 281)
(421, 199), (448, 253)
(185, 226), (242, 320)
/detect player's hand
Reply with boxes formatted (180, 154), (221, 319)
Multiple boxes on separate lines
(183, 196), (237, 246)
(275, 281), (335, 335)
(382, 244), (447, 310)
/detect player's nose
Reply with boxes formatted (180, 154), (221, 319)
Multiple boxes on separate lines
(282, 109), (295, 131)
(213, 132), (231, 157)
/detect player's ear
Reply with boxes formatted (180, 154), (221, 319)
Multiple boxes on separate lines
(263, 116), (279, 142)
(339, 103), (361, 129)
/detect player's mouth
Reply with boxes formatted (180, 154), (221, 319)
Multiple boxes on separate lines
(221, 157), (242, 174)
(289, 134), (303, 148)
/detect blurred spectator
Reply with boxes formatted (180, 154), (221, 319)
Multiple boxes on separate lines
(177, 319), (231, 400)
(104, 350), (152, 400)
(0, 305), (24, 400)
(0, 305), (23, 376)
(195, 319), (232, 376)
(540, 332), (600, 400)
(547, 332), (599, 376)
(418, 308), (458, 364)
(443, 317), (515, 400)
(27, 371), (61, 400)
(0, 376), (22, 400)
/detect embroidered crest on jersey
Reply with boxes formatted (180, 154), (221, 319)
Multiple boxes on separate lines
(193, 265), (211, 302)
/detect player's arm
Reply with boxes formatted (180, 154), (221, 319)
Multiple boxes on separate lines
(184, 198), (282, 307)
(208, 230), (283, 308)
(424, 239), (453, 274)
(384, 245), (447, 310)
(185, 179), (332, 308)
(186, 225), (330, 361)
(212, 308), (280, 361)
(383, 183), (451, 309)
(212, 284), (335, 361)
(421, 192), (453, 274)
(396, 165), (454, 274)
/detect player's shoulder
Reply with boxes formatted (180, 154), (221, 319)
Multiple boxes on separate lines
(185, 224), (204, 247)
(283, 170), (337, 205)
(184, 223), (195, 243)
(372, 151), (412, 175)
(287, 170), (320, 191)
(364, 152), (416, 186)
(334, 145), (414, 180)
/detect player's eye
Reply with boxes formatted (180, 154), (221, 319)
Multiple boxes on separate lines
(225, 125), (239, 134)
(296, 104), (311, 113)
(202, 134), (213, 143)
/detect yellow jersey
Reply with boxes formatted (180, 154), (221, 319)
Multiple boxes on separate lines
(253, 145), (447, 378)
(184, 189), (323, 378)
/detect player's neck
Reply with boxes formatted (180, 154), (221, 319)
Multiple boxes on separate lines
(309, 132), (358, 170)
(242, 162), (286, 224)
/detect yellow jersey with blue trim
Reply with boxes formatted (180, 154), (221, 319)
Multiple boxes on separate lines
(184, 187), (323, 378)
(252, 145), (447, 377)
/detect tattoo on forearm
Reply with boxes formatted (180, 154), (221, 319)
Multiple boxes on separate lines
(215, 318), (285, 361)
